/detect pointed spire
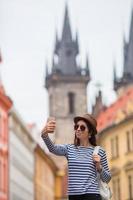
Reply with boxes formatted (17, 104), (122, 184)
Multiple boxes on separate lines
(55, 30), (58, 48)
(121, 7), (133, 80)
(98, 90), (102, 99)
(45, 60), (49, 77)
(55, 30), (58, 44)
(85, 54), (90, 76)
(52, 55), (55, 68)
(129, 7), (133, 42)
(113, 61), (117, 84)
(123, 33), (128, 54)
(92, 88), (104, 117)
(123, 33), (127, 54)
(123, 32), (128, 74)
(95, 89), (102, 105)
(75, 31), (79, 54)
(54, 29), (60, 55)
(61, 3), (72, 42)
(123, 33), (126, 46)
(75, 31), (78, 43)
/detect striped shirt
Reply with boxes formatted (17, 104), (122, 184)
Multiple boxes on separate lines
(42, 135), (111, 195)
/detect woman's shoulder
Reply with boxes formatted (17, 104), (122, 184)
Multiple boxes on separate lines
(94, 145), (106, 154)
(65, 144), (79, 150)
(67, 144), (76, 148)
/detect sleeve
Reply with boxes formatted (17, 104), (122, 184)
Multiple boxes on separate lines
(41, 134), (68, 157)
(99, 148), (111, 183)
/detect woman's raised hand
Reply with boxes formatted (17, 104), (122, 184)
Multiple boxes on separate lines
(41, 117), (56, 136)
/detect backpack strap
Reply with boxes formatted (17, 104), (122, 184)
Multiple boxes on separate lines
(93, 146), (101, 155)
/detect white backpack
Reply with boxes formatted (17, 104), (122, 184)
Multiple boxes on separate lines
(93, 146), (112, 200)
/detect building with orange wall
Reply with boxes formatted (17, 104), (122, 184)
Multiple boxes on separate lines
(0, 53), (12, 200)
(97, 87), (133, 200)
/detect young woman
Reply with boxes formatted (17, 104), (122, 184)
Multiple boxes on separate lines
(41, 113), (111, 200)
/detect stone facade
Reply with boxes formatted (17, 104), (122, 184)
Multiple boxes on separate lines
(0, 52), (12, 200)
(45, 5), (90, 145)
(48, 80), (88, 144)
(9, 108), (35, 200)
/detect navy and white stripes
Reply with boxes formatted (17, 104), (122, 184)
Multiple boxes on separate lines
(42, 134), (111, 195)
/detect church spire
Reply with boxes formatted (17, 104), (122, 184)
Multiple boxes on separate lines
(46, 3), (90, 80)
(123, 33), (128, 73)
(129, 8), (133, 42)
(123, 7), (133, 78)
(85, 54), (90, 76)
(45, 60), (49, 77)
(114, 8), (133, 92)
(54, 29), (60, 55)
(113, 61), (117, 84)
(51, 4), (80, 75)
(61, 3), (72, 43)
(92, 89), (105, 118)
(75, 31), (79, 54)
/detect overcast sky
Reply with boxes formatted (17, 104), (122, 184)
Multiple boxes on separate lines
(0, 0), (133, 129)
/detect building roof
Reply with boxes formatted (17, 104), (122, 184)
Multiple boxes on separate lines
(97, 87), (133, 132)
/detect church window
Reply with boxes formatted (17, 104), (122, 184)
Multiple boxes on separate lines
(68, 92), (75, 114)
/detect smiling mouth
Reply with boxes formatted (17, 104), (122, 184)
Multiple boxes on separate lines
(76, 132), (82, 136)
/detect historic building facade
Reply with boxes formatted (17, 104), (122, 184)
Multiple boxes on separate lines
(97, 87), (133, 200)
(0, 52), (12, 200)
(9, 108), (35, 200)
(45, 5), (90, 145)
(95, 8), (133, 200)
(35, 145), (65, 200)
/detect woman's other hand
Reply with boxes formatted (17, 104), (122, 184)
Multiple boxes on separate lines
(41, 117), (56, 136)
(93, 154), (102, 172)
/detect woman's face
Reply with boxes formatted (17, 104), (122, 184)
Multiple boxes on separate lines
(74, 120), (90, 141)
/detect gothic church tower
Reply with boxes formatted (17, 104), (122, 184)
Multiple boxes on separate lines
(45, 5), (90, 144)
(114, 8), (133, 96)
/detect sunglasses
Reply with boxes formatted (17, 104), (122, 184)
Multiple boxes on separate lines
(74, 124), (86, 131)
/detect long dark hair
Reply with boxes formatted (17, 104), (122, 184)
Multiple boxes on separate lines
(74, 120), (97, 146)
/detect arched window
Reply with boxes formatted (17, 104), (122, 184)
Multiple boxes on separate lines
(68, 92), (75, 114)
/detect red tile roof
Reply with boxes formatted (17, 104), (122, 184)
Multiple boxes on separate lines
(97, 87), (133, 132)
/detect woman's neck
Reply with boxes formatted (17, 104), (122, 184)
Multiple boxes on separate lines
(80, 141), (90, 147)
